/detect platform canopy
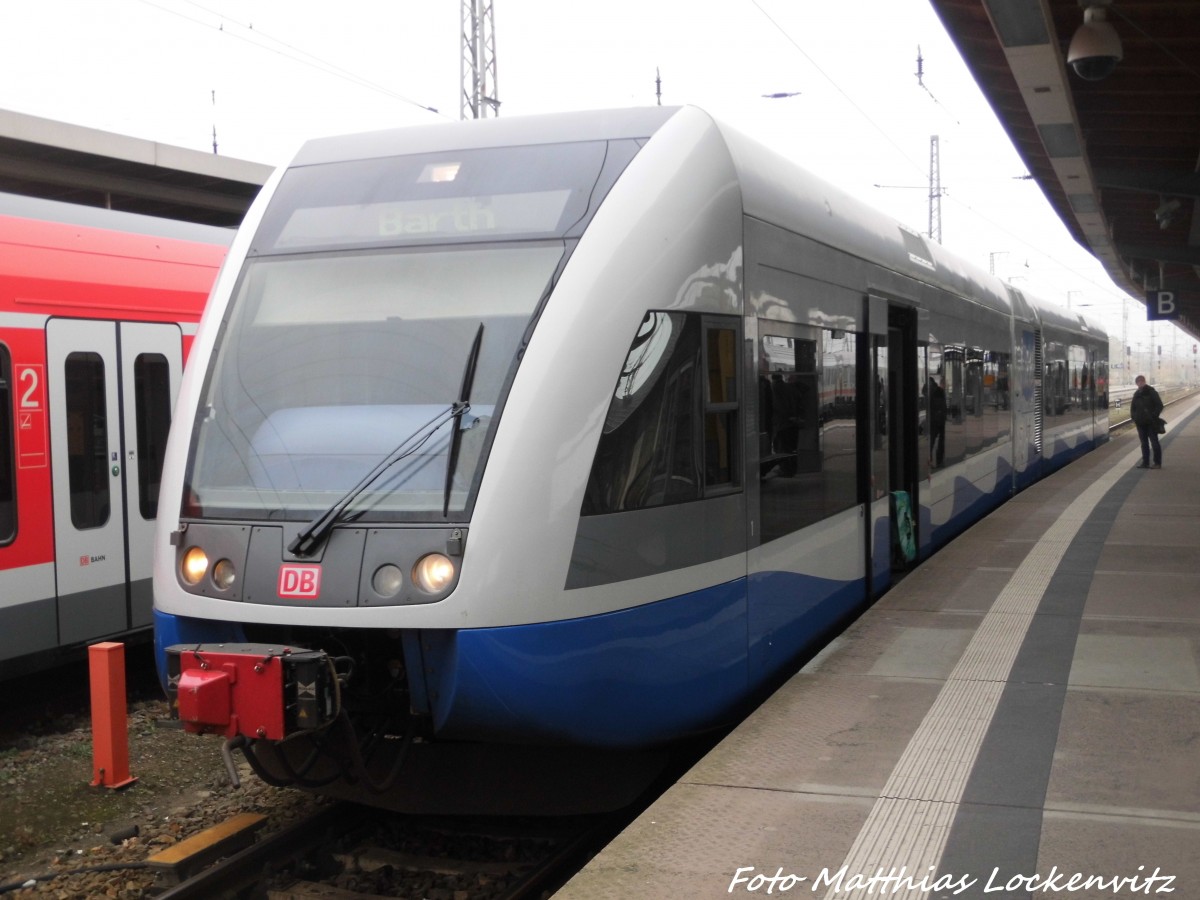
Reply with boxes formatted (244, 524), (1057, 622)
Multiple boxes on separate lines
(929, 0), (1200, 340)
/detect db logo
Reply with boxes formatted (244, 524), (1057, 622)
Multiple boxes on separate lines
(278, 564), (321, 599)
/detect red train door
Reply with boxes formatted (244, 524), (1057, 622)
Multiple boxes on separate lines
(47, 318), (182, 644)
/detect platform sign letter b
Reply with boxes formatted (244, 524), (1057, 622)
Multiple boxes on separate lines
(1147, 290), (1179, 320)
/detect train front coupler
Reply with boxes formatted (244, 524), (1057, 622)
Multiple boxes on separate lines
(165, 642), (341, 739)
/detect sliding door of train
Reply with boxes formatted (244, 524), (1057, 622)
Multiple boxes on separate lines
(46, 319), (181, 644)
(865, 299), (919, 593)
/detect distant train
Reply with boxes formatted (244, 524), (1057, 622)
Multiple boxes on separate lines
(0, 192), (229, 676)
(152, 107), (1108, 813)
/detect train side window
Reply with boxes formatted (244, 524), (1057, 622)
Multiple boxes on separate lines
(581, 311), (742, 516)
(582, 312), (701, 515)
(758, 325), (857, 543)
(0, 346), (14, 545)
(965, 347), (985, 457)
(703, 320), (740, 490)
(984, 350), (1011, 444)
(133, 353), (172, 519)
(1068, 343), (1090, 420)
(939, 346), (966, 467)
(65, 352), (111, 530)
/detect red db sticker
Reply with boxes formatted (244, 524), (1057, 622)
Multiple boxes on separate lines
(278, 564), (321, 599)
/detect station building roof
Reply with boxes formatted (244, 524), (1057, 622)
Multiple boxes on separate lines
(0, 108), (271, 228)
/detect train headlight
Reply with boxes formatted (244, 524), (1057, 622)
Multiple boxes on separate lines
(412, 553), (456, 594)
(212, 558), (237, 591)
(372, 564), (405, 598)
(181, 547), (209, 586)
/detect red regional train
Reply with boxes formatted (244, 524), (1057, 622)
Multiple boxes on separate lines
(0, 191), (231, 676)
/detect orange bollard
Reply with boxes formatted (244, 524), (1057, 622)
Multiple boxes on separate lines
(88, 641), (137, 789)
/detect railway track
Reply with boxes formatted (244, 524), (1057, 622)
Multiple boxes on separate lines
(147, 800), (622, 899)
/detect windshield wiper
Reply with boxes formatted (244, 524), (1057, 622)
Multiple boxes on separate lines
(443, 323), (485, 516)
(288, 402), (469, 557)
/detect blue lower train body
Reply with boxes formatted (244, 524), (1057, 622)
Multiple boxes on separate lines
(156, 565), (866, 750)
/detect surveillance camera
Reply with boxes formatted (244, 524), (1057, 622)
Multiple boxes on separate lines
(1155, 198), (1181, 230)
(1067, 6), (1122, 81)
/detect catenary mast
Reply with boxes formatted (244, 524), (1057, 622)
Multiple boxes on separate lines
(461, 0), (499, 119)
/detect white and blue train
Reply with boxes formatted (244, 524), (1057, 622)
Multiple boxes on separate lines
(153, 106), (1108, 811)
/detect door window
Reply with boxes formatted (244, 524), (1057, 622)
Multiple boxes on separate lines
(133, 353), (172, 519)
(64, 352), (110, 529)
(872, 340), (889, 501)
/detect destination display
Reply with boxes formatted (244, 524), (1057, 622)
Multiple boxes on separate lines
(275, 190), (573, 248)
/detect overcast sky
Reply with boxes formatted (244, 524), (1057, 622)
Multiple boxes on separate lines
(1, 0), (1186, 364)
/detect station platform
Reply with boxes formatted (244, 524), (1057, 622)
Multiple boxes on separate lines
(559, 394), (1200, 900)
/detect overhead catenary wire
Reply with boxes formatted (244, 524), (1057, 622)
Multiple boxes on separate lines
(134, 0), (446, 117)
(747, 0), (927, 182)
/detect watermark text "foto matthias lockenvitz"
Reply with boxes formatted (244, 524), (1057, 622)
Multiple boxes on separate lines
(728, 865), (1176, 895)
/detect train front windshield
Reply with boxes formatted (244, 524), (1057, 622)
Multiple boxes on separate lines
(183, 139), (642, 522)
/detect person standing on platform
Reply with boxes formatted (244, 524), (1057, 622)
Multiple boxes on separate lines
(1130, 374), (1164, 469)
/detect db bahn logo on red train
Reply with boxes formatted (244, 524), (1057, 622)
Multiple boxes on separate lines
(278, 564), (321, 599)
